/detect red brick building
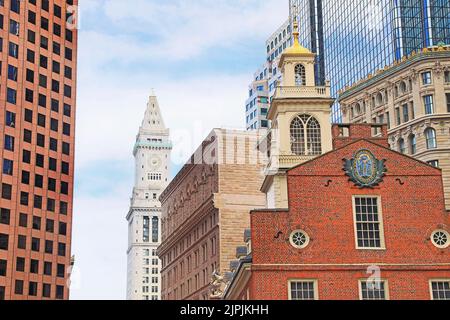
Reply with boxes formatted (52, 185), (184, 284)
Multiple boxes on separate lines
(224, 124), (450, 300)
(0, 0), (78, 300)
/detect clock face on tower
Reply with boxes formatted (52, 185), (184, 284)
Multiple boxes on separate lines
(148, 156), (162, 170)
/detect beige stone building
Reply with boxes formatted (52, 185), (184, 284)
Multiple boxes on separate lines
(157, 129), (267, 300)
(261, 19), (334, 209)
(339, 45), (450, 209)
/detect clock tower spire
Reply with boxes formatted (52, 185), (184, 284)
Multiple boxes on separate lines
(126, 92), (172, 300)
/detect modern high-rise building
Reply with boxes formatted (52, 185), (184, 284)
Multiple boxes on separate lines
(126, 94), (172, 300)
(290, 0), (450, 123)
(245, 20), (292, 130)
(0, 0), (78, 300)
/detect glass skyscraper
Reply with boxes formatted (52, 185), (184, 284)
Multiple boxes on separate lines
(290, 0), (450, 122)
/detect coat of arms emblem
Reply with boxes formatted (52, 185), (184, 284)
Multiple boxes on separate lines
(344, 149), (387, 188)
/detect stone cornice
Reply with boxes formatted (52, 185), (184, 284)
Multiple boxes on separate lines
(339, 49), (450, 101)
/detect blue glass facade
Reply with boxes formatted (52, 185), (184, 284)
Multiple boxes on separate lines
(290, 0), (450, 123)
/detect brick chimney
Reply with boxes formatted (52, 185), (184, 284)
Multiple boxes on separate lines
(332, 124), (389, 149)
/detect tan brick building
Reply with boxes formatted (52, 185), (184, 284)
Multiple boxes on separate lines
(339, 45), (450, 209)
(157, 129), (267, 300)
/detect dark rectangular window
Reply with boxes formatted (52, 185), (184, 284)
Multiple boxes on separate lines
(44, 240), (53, 254)
(63, 123), (70, 136)
(28, 10), (36, 24)
(8, 64), (17, 81)
(61, 182), (69, 195)
(23, 129), (32, 143)
(51, 99), (59, 112)
(6, 87), (16, 104)
(40, 17), (48, 30)
(25, 88), (33, 103)
(21, 170), (30, 184)
(49, 138), (58, 151)
(27, 29), (35, 43)
(57, 264), (65, 278)
(58, 243), (66, 256)
(38, 94), (47, 108)
(0, 208), (11, 225)
(44, 262), (52, 276)
(53, 23), (61, 36)
(22, 150), (31, 163)
(446, 93), (450, 113)
(40, 55), (47, 68)
(63, 104), (71, 117)
(10, 0), (20, 13)
(65, 47), (72, 60)
(50, 118), (58, 131)
(53, 42), (60, 55)
(60, 201), (68, 215)
(17, 235), (26, 249)
(40, 35), (48, 49)
(52, 79), (60, 93)
(43, 284), (51, 298)
(26, 68), (34, 82)
(38, 113), (46, 126)
(48, 178), (56, 191)
(0, 286), (4, 300)
(0, 233), (9, 250)
(16, 257), (25, 272)
(62, 142), (70, 155)
(9, 19), (19, 35)
(46, 219), (54, 233)
(42, 0), (49, 11)
(39, 74), (47, 87)
(34, 174), (43, 188)
(62, 162), (69, 175)
(9, 42), (18, 58)
(37, 133), (45, 147)
(36, 154), (44, 167)
(2, 159), (13, 175)
(59, 222), (67, 236)
(27, 49), (35, 63)
(5, 111), (16, 127)
(30, 259), (39, 274)
(64, 66), (72, 79)
(20, 192), (28, 206)
(4, 134), (14, 151)
(28, 282), (38, 296)
(49, 158), (57, 171)
(1, 184), (12, 200)
(32, 216), (41, 230)
(52, 61), (60, 74)
(31, 237), (40, 252)
(15, 280), (23, 295)
(34, 195), (42, 209)
(64, 85), (71, 98)
(0, 259), (6, 276)
(19, 213), (27, 227)
(47, 198), (55, 212)
(24, 109), (33, 122)
(56, 285), (64, 299)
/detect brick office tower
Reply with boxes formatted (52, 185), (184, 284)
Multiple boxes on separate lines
(225, 124), (450, 300)
(0, 0), (78, 300)
(158, 129), (267, 300)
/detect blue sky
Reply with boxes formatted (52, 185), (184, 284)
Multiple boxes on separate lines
(71, 0), (288, 300)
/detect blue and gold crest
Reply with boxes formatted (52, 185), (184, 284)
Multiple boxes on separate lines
(344, 149), (387, 188)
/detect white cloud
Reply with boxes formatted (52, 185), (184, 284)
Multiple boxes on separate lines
(72, 0), (290, 300)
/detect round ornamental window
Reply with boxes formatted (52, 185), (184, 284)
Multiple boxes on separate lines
(289, 230), (310, 249)
(431, 230), (449, 249)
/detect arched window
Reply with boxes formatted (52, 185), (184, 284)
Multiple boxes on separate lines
(398, 138), (406, 154)
(295, 64), (306, 86)
(425, 128), (437, 149)
(409, 134), (416, 154)
(290, 115), (322, 156)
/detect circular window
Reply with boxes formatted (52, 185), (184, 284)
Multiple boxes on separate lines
(289, 230), (310, 249)
(431, 230), (449, 249)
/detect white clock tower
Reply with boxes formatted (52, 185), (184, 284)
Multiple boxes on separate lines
(126, 92), (172, 300)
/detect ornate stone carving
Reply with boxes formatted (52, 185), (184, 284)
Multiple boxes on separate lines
(210, 270), (227, 299)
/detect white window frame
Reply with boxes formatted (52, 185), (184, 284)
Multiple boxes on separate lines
(358, 279), (389, 300)
(352, 196), (386, 250)
(288, 279), (319, 300)
(429, 279), (450, 300)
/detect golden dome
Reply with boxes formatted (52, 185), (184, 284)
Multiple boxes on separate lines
(283, 19), (314, 56)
